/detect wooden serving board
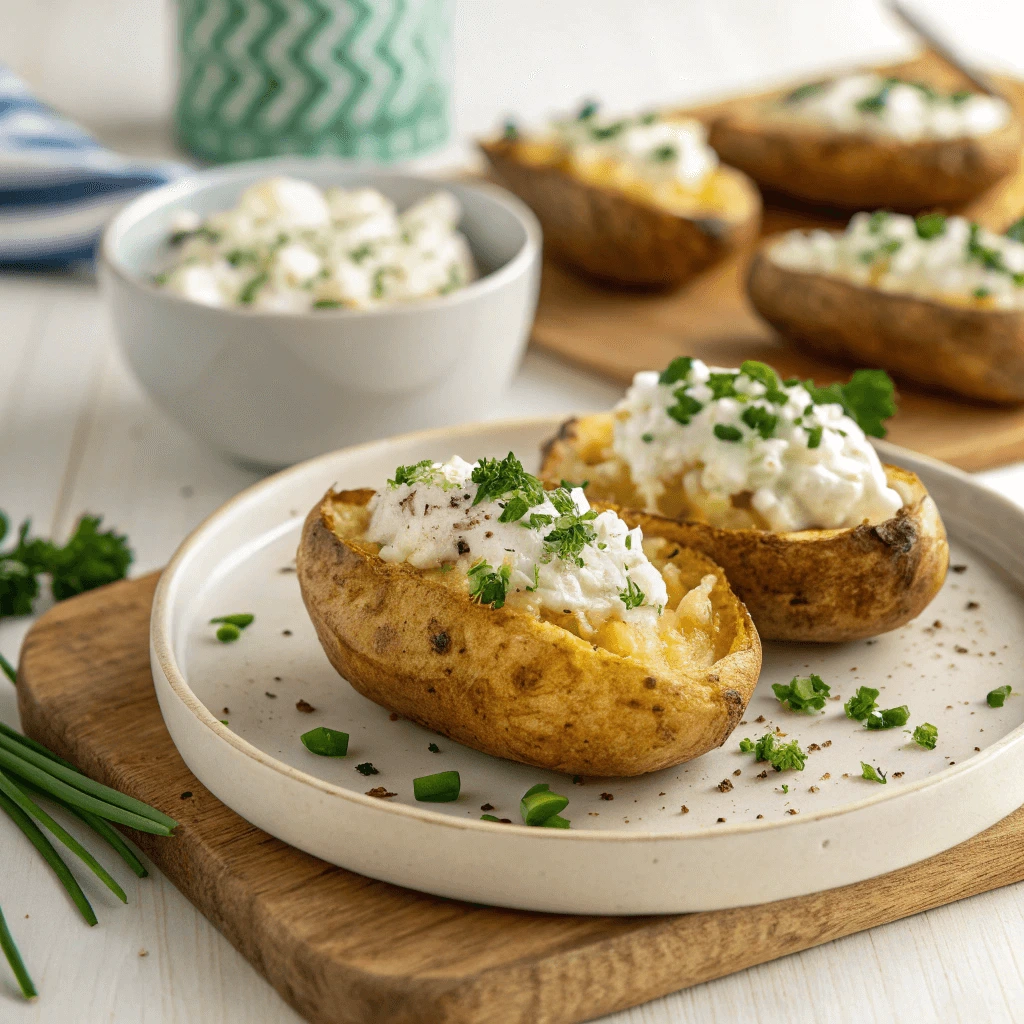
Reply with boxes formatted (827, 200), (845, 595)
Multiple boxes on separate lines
(528, 53), (1024, 472)
(14, 572), (1024, 1024)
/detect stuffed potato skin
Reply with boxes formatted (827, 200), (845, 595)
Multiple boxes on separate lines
(707, 110), (1021, 212)
(747, 245), (1024, 404)
(479, 137), (761, 287)
(297, 488), (762, 777)
(541, 415), (950, 643)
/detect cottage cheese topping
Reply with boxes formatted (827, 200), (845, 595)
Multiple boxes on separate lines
(544, 104), (719, 191)
(364, 455), (669, 630)
(770, 211), (1024, 309)
(775, 74), (1010, 141)
(155, 177), (476, 312)
(613, 360), (902, 532)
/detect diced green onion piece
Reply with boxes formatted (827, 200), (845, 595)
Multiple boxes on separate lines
(413, 771), (461, 802)
(216, 624), (241, 643)
(209, 614), (254, 629)
(480, 814), (502, 822)
(0, 904), (36, 1001)
(520, 786), (569, 826)
(300, 727), (349, 757)
(540, 814), (571, 829)
(988, 685), (1012, 707)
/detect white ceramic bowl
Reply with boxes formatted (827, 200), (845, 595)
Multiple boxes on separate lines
(99, 158), (541, 468)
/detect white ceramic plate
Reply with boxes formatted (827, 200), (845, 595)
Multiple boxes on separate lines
(151, 417), (1024, 915)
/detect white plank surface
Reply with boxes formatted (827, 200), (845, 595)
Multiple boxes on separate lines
(2, 0), (1024, 1020)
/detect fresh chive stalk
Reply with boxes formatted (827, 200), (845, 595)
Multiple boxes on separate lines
(0, 769), (127, 903)
(0, 652), (16, 684)
(0, 905), (36, 1001)
(413, 771), (461, 802)
(0, 789), (97, 925)
(0, 720), (80, 772)
(0, 733), (178, 832)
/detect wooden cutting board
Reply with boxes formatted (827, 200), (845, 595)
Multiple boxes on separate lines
(528, 53), (1024, 472)
(14, 572), (1024, 1024)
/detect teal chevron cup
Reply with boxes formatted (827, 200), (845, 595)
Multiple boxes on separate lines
(174, 0), (450, 163)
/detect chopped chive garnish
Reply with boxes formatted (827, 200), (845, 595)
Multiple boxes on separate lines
(210, 614), (254, 629)
(864, 705), (910, 730)
(713, 424), (743, 443)
(216, 624), (240, 642)
(540, 814), (571, 828)
(313, 299), (344, 309)
(987, 685), (1012, 707)
(520, 783), (569, 825)
(301, 727), (350, 757)
(238, 272), (268, 305)
(0, 652), (16, 684)
(480, 813), (502, 822)
(413, 770), (461, 802)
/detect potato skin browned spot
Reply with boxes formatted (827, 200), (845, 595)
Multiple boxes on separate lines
(643, 677), (657, 690)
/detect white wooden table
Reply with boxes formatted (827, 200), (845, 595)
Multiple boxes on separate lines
(3, 1), (1024, 1021)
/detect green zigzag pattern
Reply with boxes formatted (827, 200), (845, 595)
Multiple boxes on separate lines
(175, 0), (449, 163)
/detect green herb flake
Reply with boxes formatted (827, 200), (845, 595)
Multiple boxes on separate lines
(349, 242), (373, 263)
(915, 212), (947, 240)
(845, 686), (880, 721)
(471, 452), (545, 509)
(742, 732), (808, 772)
(861, 762), (887, 784)
(867, 210), (892, 234)
(987, 685), (1012, 708)
(864, 705), (910, 730)
(1005, 217), (1024, 244)
(650, 144), (677, 162)
(467, 560), (513, 609)
(619, 576), (645, 611)
(707, 372), (740, 400)
(215, 624), (240, 643)
(238, 272), (269, 305)
(973, 287), (991, 299)
(713, 424), (743, 443)
(912, 722), (938, 749)
(502, 118), (519, 140)
(577, 100), (599, 121)
(658, 356), (693, 385)
(806, 425), (823, 449)
(388, 459), (438, 488)
(301, 727), (350, 757)
(428, 742), (441, 752)
(209, 614), (254, 629)
(355, 762), (378, 776)
(312, 299), (344, 309)
(783, 80), (828, 104)
(951, 89), (973, 105)
(641, 432), (654, 443)
(741, 405), (778, 440)
(804, 369), (896, 439)
(226, 248), (258, 267)
(667, 391), (704, 425)
(739, 737), (755, 753)
(772, 673), (831, 713)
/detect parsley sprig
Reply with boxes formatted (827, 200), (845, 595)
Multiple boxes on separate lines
(467, 560), (512, 609)
(739, 733), (807, 772)
(802, 369), (896, 439)
(772, 673), (831, 713)
(471, 452), (545, 516)
(0, 513), (132, 619)
(541, 489), (598, 567)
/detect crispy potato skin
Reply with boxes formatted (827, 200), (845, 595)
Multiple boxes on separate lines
(479, 138), (761, 287)
(707, 111), (1021, 211)
(541, 416), (950, 643)
(296, 488), (761, 777)
(747, 247), (1024, 404)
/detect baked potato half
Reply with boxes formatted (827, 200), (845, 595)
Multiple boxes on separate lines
(297, 487), (762, 777)
(541, 414), (950, 643)
(707, 87), (1021, 212)
(747, 241), (1024, 404)
(479, 134), (761, 288)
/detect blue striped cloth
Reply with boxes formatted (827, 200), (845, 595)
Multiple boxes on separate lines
(0, 67), (190, 267)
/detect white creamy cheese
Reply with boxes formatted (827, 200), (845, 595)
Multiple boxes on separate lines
(548, 105), (719, 191)
(775, 73), (1010, 141)
(155, 177), (476, 312)
(612, 360), (902, 532)
(770, 211), (1024, 309)
(363, 455), (668, 630)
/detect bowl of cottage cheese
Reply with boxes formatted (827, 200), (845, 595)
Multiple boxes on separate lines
(100, 159), (541, 468)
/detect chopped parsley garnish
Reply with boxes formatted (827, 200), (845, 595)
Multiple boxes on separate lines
(861, 762), (887, 784)
(806, 425), (823, 449)
(618, 576), (645, 610)
(987, 685), (1012, 708)
(226, 248), (258, 267)
(951, 89), (973, 105)
(439, 264), (463, 295)
(467, 560), (512, 609)
(471, 452), (545, 511)
(1005, 217), (1024, 243)
(867, 210), (892, 234)
(525, 563), (540, 592)
(912, 722), (938, 749)
(349, 243), (373, 263)
(355, 762), (379, 776)
(170, 224), (220, 245)
(313, 299), (344, 309)
(641, 432), (654, 443)
(371, 266), (401, 298)
(739, 360), (788, 404)
(772, 673), (831, 713)
(803, 369), (896, 439)
(707, 372), (740, 400)
(740, 732), (808, 772)
(238, 272), (269, 304)
(658, 357), (693, 385)
(667, 392), (704, 425)
(741, 405), (778, 439)
(650, 145), (677, 162)
(541, 495), (598, 567)
(864, 705), (910, 730)
(388, 459), (438, 488)
(502, 118), (519, 140)
(783, 80), (828, 104)
(974, 287), (991, 299)
(713, 424), (743, 442)
(845, 686), (880, 721)
(577, 100), (599, 121)
(966, 223), (1007, 273)
(591, 120), (626, 140)
(915, 212), (947, 240)
(855, 77), (900, 113)
(0, 513), (133, 618)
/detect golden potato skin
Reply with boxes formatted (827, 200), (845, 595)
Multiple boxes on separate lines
(479, 137), (761, 287)
(707, 110), (1021, 211)
(541, 416), (950, 643)
(747, 247), (1024, 404)
(296, 488), (762, 777)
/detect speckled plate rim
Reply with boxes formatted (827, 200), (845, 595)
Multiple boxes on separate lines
(150, 416), (1024, 914)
